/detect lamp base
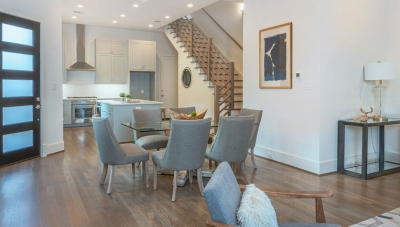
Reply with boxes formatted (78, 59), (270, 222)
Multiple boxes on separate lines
(373, 117), (388, 122)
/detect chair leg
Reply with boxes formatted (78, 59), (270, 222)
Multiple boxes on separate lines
(189, 170), (193, 184)
(197, 168), (204, 196)
(107, 165), (115, 194)
(153, 163), (158, 190)
(172, 171), (178, 202)
(251, 148), (257, 170)
(143, 161), (149, 189)
(132, 163), (135, 178)
(209, 159), (212, 167)
(100, 164), (108, 184)
(240, 161), (249, 185)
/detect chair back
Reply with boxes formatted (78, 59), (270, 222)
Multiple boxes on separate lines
(209, 116), (255, 163)
(161, 118), (211, 170)
(169, 106), (196, 115)
(239, 108), (263, 149)
(204, 162), (241, 225)
(92, 116), (127, 165)
(132, 108), (166, 140)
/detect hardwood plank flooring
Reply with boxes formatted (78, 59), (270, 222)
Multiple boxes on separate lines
(0, 126), (400, 226)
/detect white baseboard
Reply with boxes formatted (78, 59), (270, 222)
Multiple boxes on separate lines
(42, 141), (64, 157)
(254, 146), (400, 175)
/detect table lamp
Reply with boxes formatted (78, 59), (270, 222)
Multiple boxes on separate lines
(364, 61), (396, 122)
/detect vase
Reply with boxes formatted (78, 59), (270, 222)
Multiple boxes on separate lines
(120, 97), (125, 101)
(125, 98), (131, 102)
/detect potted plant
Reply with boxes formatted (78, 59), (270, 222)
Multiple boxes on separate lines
(125, 94), (131, 102)
(119, 92), (126, 101)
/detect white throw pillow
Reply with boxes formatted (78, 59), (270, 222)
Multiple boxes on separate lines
(237, 184), (279, 227)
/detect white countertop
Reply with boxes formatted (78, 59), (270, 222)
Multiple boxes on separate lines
(63, 97), (120, 101)
(96, 99), (163, 106)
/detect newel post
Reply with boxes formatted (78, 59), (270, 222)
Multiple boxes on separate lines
(229, 62), (235, 111)
(214, 85), (220, 125)
(207, 38), (212, 81)
(189, 18), (194, 56)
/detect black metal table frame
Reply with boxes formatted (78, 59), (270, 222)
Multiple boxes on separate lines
(337, 119), (400, 180)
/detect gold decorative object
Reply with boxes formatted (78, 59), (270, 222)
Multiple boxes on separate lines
(169, 108), (208, 120)
(353, 107), (380, 122)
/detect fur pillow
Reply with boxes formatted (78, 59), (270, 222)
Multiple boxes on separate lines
(237, 184), (279, 227)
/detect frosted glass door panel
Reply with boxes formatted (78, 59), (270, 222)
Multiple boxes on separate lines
(3, 130), (33, 153)
(2, 23), (33, 46)
(2, 52), (33, 71)
(3, 80), (33, 97)
(3, 105), (33, 125)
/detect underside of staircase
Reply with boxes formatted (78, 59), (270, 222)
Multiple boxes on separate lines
(168, 17), (243, 120)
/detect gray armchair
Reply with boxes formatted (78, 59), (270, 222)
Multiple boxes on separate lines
(205, 116), (254, 184)
(92, 116), (150, 194)
(169, 106), (196, 115)
(239, 108), (263, 169)
(152, 118), (212, 202)
(204, 162), (340, 227)
(132, 108), (169, 150)
(169, 106), (213, 144)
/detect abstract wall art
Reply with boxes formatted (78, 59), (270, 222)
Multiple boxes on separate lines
(259, 22), (292, 89)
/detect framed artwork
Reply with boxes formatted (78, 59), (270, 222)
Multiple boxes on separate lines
(259, 22), (292, 89)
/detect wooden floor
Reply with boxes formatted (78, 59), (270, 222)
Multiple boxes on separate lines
(0, 126), (400, 227)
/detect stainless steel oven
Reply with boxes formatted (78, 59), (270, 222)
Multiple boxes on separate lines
(72, 100), (95, 124)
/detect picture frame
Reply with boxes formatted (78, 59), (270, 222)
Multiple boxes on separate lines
(259, 22), (292, 89)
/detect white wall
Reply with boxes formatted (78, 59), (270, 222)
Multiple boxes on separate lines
(0, 0), (64, 156)
(62, 23), (176, 98)
(244, 0), (400, 174)
(243, 0), (322, 173)
(164, 27), (215, 118)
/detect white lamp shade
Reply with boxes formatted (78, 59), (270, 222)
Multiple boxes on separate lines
(364, 62), (396, 81)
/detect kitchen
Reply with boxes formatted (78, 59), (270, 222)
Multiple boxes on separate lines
(62, 22), (178, 136)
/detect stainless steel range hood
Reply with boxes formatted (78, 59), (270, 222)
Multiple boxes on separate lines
(67, 24), (96, 71)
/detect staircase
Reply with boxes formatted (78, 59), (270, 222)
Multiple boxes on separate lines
(168, 17), (242, 122)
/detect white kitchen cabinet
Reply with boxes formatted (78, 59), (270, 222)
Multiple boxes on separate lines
(128, 40), (156, 72)
(95, 40), (126, 84)
(63, 100), (71, 124)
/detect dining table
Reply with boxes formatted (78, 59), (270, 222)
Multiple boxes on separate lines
(121, 120), (218, 186)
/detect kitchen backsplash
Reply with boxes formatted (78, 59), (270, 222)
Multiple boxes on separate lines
(63, 71), (128, 98)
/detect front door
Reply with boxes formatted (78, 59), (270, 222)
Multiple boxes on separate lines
(158, 55), (178, 119)
(0, 12), (41, 167)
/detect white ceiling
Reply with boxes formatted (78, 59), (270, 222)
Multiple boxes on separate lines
(62, 0), (218, 31)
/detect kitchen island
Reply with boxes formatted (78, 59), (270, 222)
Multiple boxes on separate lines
(96, 99), (163, 142)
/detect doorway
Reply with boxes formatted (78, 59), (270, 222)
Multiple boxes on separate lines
(157, 55), (178, 119)
(0, 12), (41, 167)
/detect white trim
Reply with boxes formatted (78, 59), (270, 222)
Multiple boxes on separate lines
(42, 141), (64, 157)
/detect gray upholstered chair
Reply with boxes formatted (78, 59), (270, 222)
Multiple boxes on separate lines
(152, 118), (212, 202)
(132, 108), (169, 150)
(204, 162), (340, 227)
(169, 106), (196, 115)
(92, 116), (150, 194)
(169, 106), (213, 144)
(239, 108), (263, 170)
(205, 116), (254, 184)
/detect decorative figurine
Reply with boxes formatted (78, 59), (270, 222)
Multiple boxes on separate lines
(353, 107), (380, 122)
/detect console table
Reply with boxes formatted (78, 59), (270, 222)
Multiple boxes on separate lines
(337, 118), (400, 180)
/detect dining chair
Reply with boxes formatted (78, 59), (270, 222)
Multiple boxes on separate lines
(152, 118), (212, 202)
(169, 106), (213, 144)
(169, 106), (196, 115)
(92, 115), (150, 194)
(205, 116), (255, 184)
(204, 162), (339, 227)
(132, 108), (169, 150)
(239, 108), (263, 170)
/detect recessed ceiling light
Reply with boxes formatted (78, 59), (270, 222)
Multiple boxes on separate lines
(121, 14), (126, 17)
(188, 4), (193, 7)
(149, 24), (153, 27)
(72, 16), (77, 19)
(113, 21), (117, 23)
(78, 5), (83, 8)
(165, 16), (170, 19)
(133, 4), (139, 7)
